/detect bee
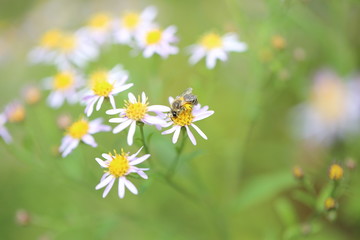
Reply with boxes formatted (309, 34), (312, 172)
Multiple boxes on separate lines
(171, 88), (198, 118)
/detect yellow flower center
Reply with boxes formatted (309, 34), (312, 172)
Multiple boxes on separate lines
(58, 35), (76, 53)
(88, 13), (111, 30)
(8, 104), (26, 123)
(171, 109), (194, 126)
(90, 71), (113, 97)
(125, 97), (148, 121)
(53, 72), (74, 90)
(311, 79), (346, 123)
(108, 149), (130, 178)
(67, 119), (89, 139)
(329, 164), (344, 180)
(122, 12), (140, 29)
(40, 29), (63, 48)
(146, 29), (162, 45)
(200, 33), (223, 49)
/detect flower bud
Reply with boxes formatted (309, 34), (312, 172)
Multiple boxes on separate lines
(329, 164), (343, 180)
(292, 166), (304, 179)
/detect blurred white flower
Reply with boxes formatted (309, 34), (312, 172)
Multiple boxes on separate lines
(113, 6), (157, 45)
(188, 32), (247, 69)
(293, 70), (360, 144)
(29, 29), (99, 68)
(106, 92), (170, 145)
(3, 101), (26, 123)
(136, 25), (178, 58)
(0, 113), (12, 144)
(95, 147), (150, 198)
(83, 65), (132, 117)
(59, 118), (110, 157)
(77, 12), (114, 46)
(43, 69), (83, 108)
(162, 97), (214, 145)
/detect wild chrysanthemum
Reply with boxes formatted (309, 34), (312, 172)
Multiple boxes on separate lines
(106, 92), (169, 145)
(136, 25), (178, 58)
(4, 101), (26, 123)
(77, 12), (114, 46)
(293, 70), (360, 144)
(83, 65), (132, 117)
(59, 118), (110, 157)
(188, 32), (247, 69)
(113, 6), (157, 45)
(43, 69), (83, 108)
(162, 97), (214, 145)
(95, 147), (150, 198)
(0, 113), (12, 143)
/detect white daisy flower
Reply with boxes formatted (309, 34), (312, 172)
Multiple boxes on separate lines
(188, 32), (247, 69)
(59, 118), (111, 157)
(53, 31), (99, 68)
(77, 12), (114, 46)
(113, 6), (157, 45)
(43, 69), (83, 108)
(28, 29), (63, 65)
(293, 70), (360, 144)
(162, 97), (214, 145)
(136, 25), (179, 58)
(4, 101), (26, 123)
(95, 147), (150, 198)
(106, 92), (170, 145)
(0, 113), (12, 144)
(83, 65), (132, 117)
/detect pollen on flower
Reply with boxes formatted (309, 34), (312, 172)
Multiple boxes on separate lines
(122, 12), (140, 29)
(171, 109), (194, 126)
(329, 164), (344, 180)
(67, 119), (89, 139)
(200, 33), (223, 50)
(8, 104), (26, 123)
(91, 71), (114, 97)
(58, 35), (76, 52)
(146, 29), (162, 45)
(108, 149), (130, 178)
(88, 13), (111, 29)
(125, 97), (148, 121)
(40, 29), (63, 48)
(53, 72), (74, 90)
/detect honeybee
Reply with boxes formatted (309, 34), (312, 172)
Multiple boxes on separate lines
(170, 88), (198, 118)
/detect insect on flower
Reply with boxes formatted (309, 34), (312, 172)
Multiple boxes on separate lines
(170, 88), (198, 118)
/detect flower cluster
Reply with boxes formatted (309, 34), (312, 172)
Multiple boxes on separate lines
(1, 5), (218, 200)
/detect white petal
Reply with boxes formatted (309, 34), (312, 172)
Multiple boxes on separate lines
(128, 146), (144, 160)
(109, 95), (116, 109)
(162, 126), (178, 135)
(102, 153), (112, 161)
(141, 92), (147, 104)
(82, 134), (97, 147)
(124, 179), (138, 195)
(147, 105), (171, 112)
(130, 154), (150, 165)
(143, 115), (167, 126)
(61, 139), (79, 157)
(128, 92), (136, 103)
(185, 125), (197, 145)
(127, 121), (136, 146)
(137, 170), (148, 179)
(96, 96), (104, 111)
(193, 111), (214, 122)
(206, 51), (218, 69)
(96, 158), (108, 168)
(172, 126), (181, 144)
(106, 108), (124, 115)
(109, 117), (128, 123)
(118, 177), (125, 198)
(113, 119), (132, 134)
(96, 174), (115, 190)
(102, 178), (115, 198)
(191, 123), (208, 140)
(85, 97), (98, 117)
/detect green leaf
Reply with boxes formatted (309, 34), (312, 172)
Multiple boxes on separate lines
(274, 197), (298, 228)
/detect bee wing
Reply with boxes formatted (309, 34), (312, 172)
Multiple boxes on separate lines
(179, 88), (193, 97)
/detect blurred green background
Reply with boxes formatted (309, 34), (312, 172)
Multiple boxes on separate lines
(1, 0), (360, 239)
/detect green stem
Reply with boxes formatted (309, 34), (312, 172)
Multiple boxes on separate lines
(167, 128), (187, 178)
(138, 123), (150, 154)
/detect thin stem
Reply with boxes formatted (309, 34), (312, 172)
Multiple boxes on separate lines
(167, 128), (187, 178)
(138, 123), (150, 154)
